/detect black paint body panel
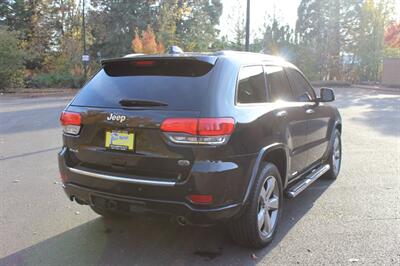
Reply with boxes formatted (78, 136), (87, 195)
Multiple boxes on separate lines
(59, 53), (341, 224)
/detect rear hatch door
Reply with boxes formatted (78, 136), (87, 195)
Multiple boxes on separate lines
(64, 57), (216, 184)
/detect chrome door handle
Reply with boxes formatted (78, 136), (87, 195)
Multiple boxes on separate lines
(276, 110), (288, 117)
(306, 109), (315, 114)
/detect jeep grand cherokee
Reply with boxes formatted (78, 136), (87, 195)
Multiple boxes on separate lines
(58, 51), (342, 248)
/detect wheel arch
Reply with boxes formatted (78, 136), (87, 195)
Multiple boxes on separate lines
(242, 143), (289, 205)
(322, 120), (342, 161)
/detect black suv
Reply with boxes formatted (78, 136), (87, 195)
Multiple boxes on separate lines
(58, 51), (342, 248)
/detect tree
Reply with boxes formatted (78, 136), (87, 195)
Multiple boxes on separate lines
(296, 0), (330, 80)
(0, 0), (54, 71)
(156, 0), (180, 47)
(260, 16), (296, 58)
(131, 25), (164, 54)
(132, 30), (143, 53)
(295, 0), (370, 81)
(356, 0), (389, 81)
(175, 0), (223, 51)
(384, 21), (400, 57)
(0, 27), (24, 89)
(88, 0), (156, 57)
(385, 21), (400, 48)
(227, 0), (245, 51)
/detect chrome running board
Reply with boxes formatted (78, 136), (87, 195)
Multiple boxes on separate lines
(286, 164), (330, 198)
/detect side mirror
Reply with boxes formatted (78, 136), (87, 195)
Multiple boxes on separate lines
(318, 88), (335, 102)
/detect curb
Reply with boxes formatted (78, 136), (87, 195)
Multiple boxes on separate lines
(351, 85), (400, 93)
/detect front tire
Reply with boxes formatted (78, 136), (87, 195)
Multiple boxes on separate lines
(229, 163), (283, 248)
(323, 129), (342, 179)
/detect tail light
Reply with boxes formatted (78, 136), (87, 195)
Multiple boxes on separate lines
(60, 111), (81, 135)
(160, 117), (234, 145)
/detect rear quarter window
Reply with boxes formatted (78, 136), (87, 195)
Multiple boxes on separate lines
(236, 66), (267, 104)
(71, 59), (214, 110)
(264, 65), (293, 102)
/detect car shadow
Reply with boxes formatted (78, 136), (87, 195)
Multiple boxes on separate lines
(0, 180), (333, 266)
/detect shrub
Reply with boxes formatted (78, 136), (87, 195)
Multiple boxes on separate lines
(0, 27), (24, 90)
(30, 73), (84, 88)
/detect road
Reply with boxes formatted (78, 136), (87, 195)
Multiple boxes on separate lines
(0, 88), (399, 265)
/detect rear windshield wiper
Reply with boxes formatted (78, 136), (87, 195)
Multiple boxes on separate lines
(119, 99), (168, 107)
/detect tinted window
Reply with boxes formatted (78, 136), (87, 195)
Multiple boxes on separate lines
(286, 68), (316, 102)
(237, 66), (267, 104)
(264, 66), (293, 101)
(71, 60), (214, 110)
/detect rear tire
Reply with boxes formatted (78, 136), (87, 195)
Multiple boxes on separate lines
(229, 163), (283, 248)
(323, 129), (342, 180)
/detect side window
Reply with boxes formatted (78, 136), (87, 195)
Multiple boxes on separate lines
(264, 65), (293, 102)
(237, 66), (267, 104)
(286, 68), (316, 102)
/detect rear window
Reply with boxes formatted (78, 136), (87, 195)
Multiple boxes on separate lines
(71, 59), (214, 110)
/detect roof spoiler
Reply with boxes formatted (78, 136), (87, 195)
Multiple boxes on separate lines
(101, 55), (218, 68)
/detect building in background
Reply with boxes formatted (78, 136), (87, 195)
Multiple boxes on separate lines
(382, 58), (400, 87)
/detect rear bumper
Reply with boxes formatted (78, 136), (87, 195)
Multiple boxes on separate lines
(58, 147), (256, 224)
(62, 183), (242, 225)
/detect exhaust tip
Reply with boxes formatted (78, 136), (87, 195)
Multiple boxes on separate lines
(74, 197), (88, 205)
(176, 216), (188, 226)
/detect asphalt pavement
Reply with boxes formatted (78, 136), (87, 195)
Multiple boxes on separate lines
(0, 87), (399, 265)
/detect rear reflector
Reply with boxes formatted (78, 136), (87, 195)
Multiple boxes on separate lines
(187, 194), (213, 204)
(60, 173), (68, 183)
(160, 117), (235, 145)
(60, 111), (81, 135)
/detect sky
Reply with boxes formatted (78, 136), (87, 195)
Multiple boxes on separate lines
(218, 0), (400, 41)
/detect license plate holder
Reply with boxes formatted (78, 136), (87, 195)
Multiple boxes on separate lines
(105, 130), (134, 151)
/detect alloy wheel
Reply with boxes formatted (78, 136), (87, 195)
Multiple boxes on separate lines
(257, 175), (279, 237)
(332, 134), (341, 175)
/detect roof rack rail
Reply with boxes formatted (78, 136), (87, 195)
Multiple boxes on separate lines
(123, 53), (145, 58)
(167, 46), (184, 54)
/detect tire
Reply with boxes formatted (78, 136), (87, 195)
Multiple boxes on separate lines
(323, 129), (342, 180)
(229, 163), (283, 248)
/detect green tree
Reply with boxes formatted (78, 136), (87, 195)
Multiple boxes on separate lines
(296, 0), (365, 81)
(356, 0), (393, 81)
(156, 0), (180, 47)
(0, 0), (53, 71)
(174, 0), (223, 51)
(226, 0), (245, 51)
(259, 16), (296, 59)
(0, 27), (24, 89)
(88, 0), (156, 58)
(154, 0), (223, 51)
(296, 0), (329, 80)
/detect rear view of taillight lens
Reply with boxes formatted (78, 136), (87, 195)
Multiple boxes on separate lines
(160, 117), (235, 145)
(60, 111), (81, 135)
